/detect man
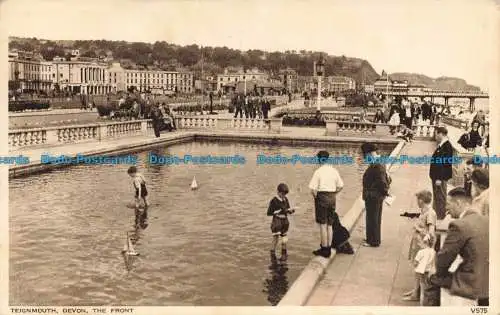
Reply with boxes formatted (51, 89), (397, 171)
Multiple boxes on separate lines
(234, 94), (243, 119)
(309, 151), (344, 258)
(470, 169), (489, 217)
(361, 143), (391, 247)
(428, 188), (489, 306)
(429, 126), (454, 220)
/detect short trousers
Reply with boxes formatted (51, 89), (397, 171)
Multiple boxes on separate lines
(271, 216), (289, 236)
(315, 192), (336, 225)
(135, 184), (148, 198)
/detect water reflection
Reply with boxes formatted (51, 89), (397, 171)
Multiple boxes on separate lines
(263, 252), (289, 306)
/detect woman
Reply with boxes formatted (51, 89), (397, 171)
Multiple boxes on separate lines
(457, 121), (482, 151)
(373, 109), (385, 123)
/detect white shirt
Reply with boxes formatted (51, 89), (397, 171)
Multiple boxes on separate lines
(414, 247), (436, 274)
(308, 165), (344, 192)
(405, 107), (412, 117)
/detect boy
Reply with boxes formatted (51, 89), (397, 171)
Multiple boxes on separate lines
(464, 158), (483, 197)
(127, 166), (150, 228)
(267, 183), (296, 260)
(397, 124), (414, 142)
(403, 190), (436, 302)
(414, 235), (437, 306)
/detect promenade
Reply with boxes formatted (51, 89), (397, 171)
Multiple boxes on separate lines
(7, 110), (473, 306)
(306, 140), (435, 306)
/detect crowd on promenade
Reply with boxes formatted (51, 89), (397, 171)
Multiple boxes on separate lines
(232, 94), (272, 119)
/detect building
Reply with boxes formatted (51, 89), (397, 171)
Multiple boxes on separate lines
(194, 76), (218, 93)
(408, 84), (426, 102)
(391, 80), (408, 94)
(8, 50), (53, 93)
(107, 62), (127, 93)
(373, 71), (392, 94)
(325, 76), (356, 93)
(177, 71), (194, 94)
(278, 69), (298, 93)
(216, 68), (268, 91)
(51, 58), (110, 95)
(363, 84), (375, 93)
(124, 67), (179, 94)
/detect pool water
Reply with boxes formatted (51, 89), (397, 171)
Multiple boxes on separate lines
(9, 140), (394, 306)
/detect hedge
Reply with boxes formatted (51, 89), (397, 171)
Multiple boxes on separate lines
(282, 115), (326, 127)
(9, 100), (51, 112)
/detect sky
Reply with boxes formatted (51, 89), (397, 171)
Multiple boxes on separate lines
(1, 0), (498, 91)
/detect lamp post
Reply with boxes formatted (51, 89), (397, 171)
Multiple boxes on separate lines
(315, 54), (325, 112)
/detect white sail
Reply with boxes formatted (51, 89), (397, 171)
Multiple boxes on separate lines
(191, 176), (198, 190)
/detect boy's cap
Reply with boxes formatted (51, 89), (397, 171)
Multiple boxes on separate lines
(127, 166), (138, 174)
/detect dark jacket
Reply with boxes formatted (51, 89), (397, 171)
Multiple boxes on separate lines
(434, 210), (489, 299)
(429, 140), (454, 181)
(362, 163), (391, 200)
(457, 131), (482, 149)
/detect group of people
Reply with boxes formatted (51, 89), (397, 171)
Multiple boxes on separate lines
(265, 126), (490, 307)
(149, 102), (177, 137)
(402, 126), (490, 306)
(233, 94), (272, 119)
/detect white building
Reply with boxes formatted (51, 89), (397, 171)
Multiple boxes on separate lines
(216, 68), (268, 91)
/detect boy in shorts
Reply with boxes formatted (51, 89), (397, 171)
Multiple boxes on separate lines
(267, 183), (295, 260)
(127, 166), (150, 229)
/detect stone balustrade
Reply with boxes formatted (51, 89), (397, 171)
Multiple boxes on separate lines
(8, 116), (284, 150)
(325, 120), (436, 140)
(9, 120), (151, 150)
(175, 117), (282, 133)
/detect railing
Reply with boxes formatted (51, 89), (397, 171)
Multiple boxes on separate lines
(175, 117), (282, 132)
(325, 120), (436, 140)
(8, 116), (283, 150)
(8, 120), (150, 150)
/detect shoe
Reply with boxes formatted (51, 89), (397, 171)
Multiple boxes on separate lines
(337, 242), (354, 255)
(362, 241), (379, 247)
(403, 290), (416, 297)
(280, 249), (288, 261)
(402, 295), (419, 301)
(313, 246), (331, 258)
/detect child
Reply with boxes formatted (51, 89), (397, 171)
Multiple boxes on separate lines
(388, 112), (400, 135)
(403, 190), (437, 301)
(413, 236), (437, 306)
(464, 159), (483, 197)
(127, 166), (150, 228)
(267, 183), (295, 260)
(397, 124), (414, 142)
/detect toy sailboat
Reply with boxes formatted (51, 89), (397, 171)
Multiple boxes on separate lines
(191, 176), (198, 190)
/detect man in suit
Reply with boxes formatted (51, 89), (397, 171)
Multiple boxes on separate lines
(429, 126), (454, 220)
(427, 187), (489, 306)
(361, 143), (391, 247)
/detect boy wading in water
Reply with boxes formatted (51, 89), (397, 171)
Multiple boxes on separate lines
(127, 166), (150, 229)
(267, 183), (296, 260)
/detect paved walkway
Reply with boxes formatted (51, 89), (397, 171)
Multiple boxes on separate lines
(306, 140), (436, 306)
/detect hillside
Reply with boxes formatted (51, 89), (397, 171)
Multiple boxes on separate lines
(389, 72), (480, 91)
(8, 36), (380, 84)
